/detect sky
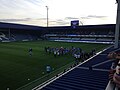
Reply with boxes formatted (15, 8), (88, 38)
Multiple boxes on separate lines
(0, 0), (118, 27)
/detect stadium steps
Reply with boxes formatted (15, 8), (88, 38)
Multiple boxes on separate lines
(48, 80), (103, 90)
(79, 46), (115, 68)
(63, 73), (108, 83)
(43, 81), (93, 90)
(93, 60), (114, 69)
(42, 68), (109, 90)
(61, 74), (108, 87)
(54, 77), (106, 89)
(79, 54), (109, 67)
(101, 46), (116, 54)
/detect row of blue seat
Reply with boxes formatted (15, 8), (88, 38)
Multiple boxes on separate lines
(43, 68), (109, 90)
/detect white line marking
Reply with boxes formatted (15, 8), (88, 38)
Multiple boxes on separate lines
(92, 59), (114, 67)
(77, 67), (109, 72)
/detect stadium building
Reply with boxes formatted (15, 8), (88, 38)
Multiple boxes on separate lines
(1, 0), (120, 90)
(0, 21), (120, 90)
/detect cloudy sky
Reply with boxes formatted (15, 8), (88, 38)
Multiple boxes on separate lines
(0, 0), (117, 26)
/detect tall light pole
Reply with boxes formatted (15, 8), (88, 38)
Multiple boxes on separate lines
(114, 0), (120, 48)
(46, 6), (49, 27)
(80, 21), (83, 25)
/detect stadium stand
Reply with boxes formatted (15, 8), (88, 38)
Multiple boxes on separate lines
(0, 22), (45, 42)
(44, 24), (115, 44)
(0, 22), (115, 44)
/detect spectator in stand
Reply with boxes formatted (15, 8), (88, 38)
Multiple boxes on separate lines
(109, 62), (116, 82)
(108, 51), (120, 88)
(113, 62), (120, 88)
(108, 52), (117, 81)
(107, 51), (117, 60)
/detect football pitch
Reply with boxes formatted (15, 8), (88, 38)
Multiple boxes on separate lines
(0, 41), (110, 90)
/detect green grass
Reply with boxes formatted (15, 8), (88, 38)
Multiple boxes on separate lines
(0, 41), (110, 90)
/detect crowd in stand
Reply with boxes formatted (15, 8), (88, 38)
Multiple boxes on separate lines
(108, 51), (120, 88)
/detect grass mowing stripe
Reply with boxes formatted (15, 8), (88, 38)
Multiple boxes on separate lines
(16, 61), (75, 90)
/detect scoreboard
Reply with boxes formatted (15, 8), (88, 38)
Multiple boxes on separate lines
(71, 20), (79, 29)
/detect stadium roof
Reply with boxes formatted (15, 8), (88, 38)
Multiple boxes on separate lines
(0, 22), (44, 30)
(0, 22), (115, 31)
